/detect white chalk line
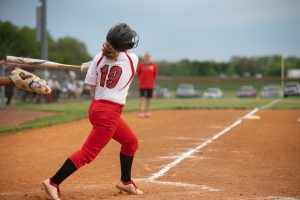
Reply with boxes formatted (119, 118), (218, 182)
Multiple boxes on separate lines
(228, 196), (300, 200)
(148, 108), (259, 181)
(144, 180), (220, 192)
(261, 99), (281, 109)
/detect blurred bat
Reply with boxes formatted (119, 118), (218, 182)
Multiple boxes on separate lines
(3, 56), (81, 70)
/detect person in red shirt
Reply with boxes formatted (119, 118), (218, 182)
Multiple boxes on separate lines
(137, 52), (157, 117)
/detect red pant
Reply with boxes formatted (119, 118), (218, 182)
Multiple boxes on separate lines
(69, 100), (139, 169)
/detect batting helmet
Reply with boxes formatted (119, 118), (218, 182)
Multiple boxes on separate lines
(106, 23), (139, 51)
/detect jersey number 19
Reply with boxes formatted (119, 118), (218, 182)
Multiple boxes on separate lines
(100, 65), (122, 89)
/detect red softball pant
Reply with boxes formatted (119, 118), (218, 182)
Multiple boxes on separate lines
(69, 100), (139, 169)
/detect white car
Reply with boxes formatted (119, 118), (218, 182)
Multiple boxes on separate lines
(284, 81), (300, 97)
(260, 85), (282, 98)
(154, 86), (172, 98)
(203, 88), (222, 99)
(176, 84), (200, 98)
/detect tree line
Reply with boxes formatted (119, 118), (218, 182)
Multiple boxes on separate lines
(0, 21), (92, 65)
(156, 55), (300, 77)
(1, 21), (300, 78)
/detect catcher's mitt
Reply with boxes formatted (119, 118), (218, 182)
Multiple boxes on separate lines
(9, 68), (51, 95)
(80, 61), (92, 73)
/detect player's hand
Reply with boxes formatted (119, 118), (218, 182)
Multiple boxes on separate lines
(81, 61), (92, 73)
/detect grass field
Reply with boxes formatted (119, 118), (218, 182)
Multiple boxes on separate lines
(0, 97), (299, 135)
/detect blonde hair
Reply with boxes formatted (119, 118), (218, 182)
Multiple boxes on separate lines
(102, 42), (119, 60)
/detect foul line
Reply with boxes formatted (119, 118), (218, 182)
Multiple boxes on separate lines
(148, 108), (259, 181)
(145, 180), (220, 191)
(260, 99), (281, 109)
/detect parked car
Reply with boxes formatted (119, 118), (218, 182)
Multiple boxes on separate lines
(236, 86), (257, 98)
(203, 88), (222, 99)
(284, 81), (300, 97)
(154, 86), (172, 98)
(176, 83), (200, 98)
(260, 85), (282, 98)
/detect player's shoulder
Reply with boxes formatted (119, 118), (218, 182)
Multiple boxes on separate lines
(126, 52), (138, 61)
(93, 52), (103, 60)
(125, 52), (139, 66)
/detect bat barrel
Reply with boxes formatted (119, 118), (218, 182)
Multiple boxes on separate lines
(4, 56), (81, 70)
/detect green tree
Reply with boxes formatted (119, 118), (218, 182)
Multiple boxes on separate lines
(0, 21), (92, 64)
(49, 37), (91, 65)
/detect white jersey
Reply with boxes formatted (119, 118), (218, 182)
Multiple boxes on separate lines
(85, 52), (138, 105)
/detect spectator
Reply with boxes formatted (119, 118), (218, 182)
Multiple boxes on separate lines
(137, 52), (157, 118)
(52, 75), (62, 102)
(67, 79), (77, 99)
(46, 76), (54, 102)
(5, 85), (14, 105)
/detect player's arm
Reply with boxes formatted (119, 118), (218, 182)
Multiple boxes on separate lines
(0, 77), (13, 86)
(85, 53), (101, 86)
(0, 72), (33, 86)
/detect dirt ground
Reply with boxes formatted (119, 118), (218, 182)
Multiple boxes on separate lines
(0, 109), (299, 200)
(0, 108), (56, 128)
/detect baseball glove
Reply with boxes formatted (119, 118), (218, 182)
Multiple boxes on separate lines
(80, 61), (92, 73)
(9, 68), (51, 95)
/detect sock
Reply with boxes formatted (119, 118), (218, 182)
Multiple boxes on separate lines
(51, 158), (77, 185)
(120, 152), (134, 182)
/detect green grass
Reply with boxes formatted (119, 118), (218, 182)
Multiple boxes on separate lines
(135, 97), (299, 110)
(0, 100), (91, 134)
(0, 97), (299, 135)
(271, 97), (300, 109)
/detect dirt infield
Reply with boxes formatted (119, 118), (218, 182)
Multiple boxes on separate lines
(0, 108), (56, 128)
(0, 109), (299, 200)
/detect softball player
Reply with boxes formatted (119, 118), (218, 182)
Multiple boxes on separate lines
(42, 23), (142, 200)
(137, 52), (157, 117)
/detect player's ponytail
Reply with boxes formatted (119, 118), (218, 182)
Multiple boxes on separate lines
(102, 42), (119, 60)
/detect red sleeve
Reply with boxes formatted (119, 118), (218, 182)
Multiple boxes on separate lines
(137, 63), (142, 79)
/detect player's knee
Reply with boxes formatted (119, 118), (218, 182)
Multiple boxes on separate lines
(121, 137), (139, 156)
(69, 146), (98, 168)
(82, 146), (98, 164)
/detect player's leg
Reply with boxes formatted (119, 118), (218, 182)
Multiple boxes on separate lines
(69, 101), (122, 168)
(139, 89), (146, 117)
(112, 117), (142, 194)
(145, 89), (153, 117)
(113, 117), (138, 181)
(43, 101), (122, 199)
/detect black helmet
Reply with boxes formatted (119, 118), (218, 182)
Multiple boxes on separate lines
(106, 23), (139, 51)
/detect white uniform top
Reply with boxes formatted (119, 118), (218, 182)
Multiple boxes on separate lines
(85, 51), (138, 105)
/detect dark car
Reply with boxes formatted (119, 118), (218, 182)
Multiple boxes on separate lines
(176, 84), (200, 98)
(236, 86), (257, 98)
(284, 82), (300, 97)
